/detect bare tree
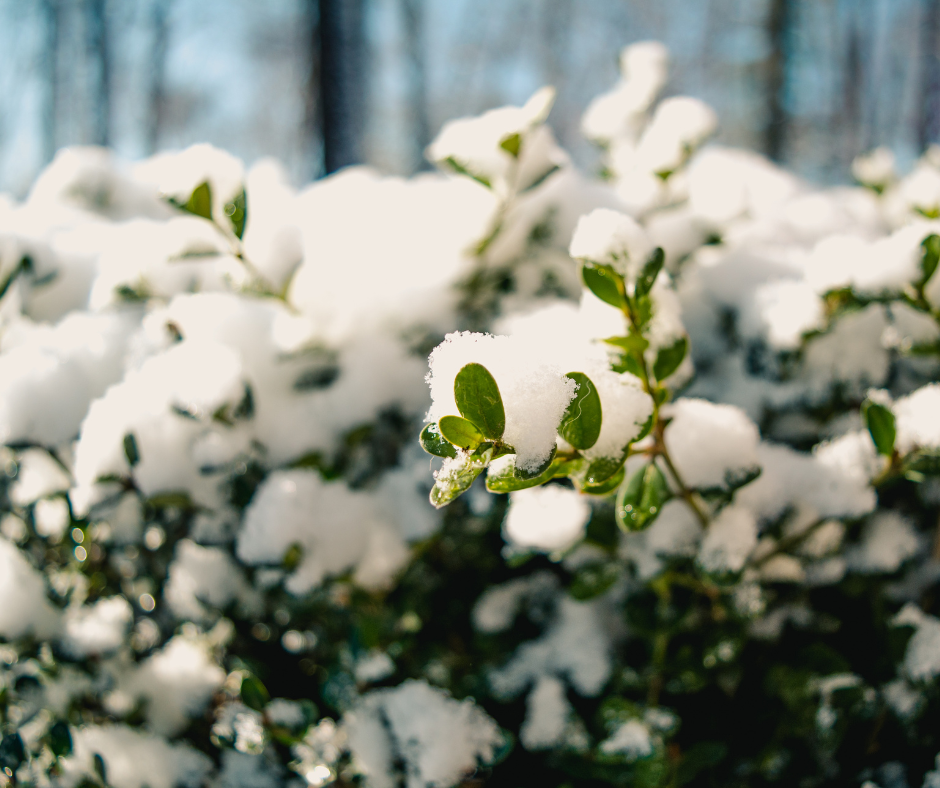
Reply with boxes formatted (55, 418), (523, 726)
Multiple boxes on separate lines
(400, 0), (430, 172)
(146, 0), (172, 154)
(86, 0), (110, 147)
(318, 0), (366, 174)
(40, 0), (61, 163)
(921, 0), (940, 150)
(765, 0), (792, 162)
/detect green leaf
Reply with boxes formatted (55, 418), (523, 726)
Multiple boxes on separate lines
(420, 422), (458, 458)
(183, 181), (213, 220)
(559, 372), (603, 450)
(616, 462), (670, 532)
(570, 561), (621, 600)
(486, 453), (581, 493)
(92, 752), (108, 784)
(653, 336), (689, 381)
(514, 445), (556, 480)
(0, 733), (25, 772)
(454, 363), (505, 440)
(443, 156), (492, 188)
(603, 334), (650, 354)
(584, 452), (628, 487)
(123, 432), (140, 467)
(438, 415), (485, 450)
(862, 399), (896, 457)
(47, 721), (73, 758)
(581, 263), (625, 308)
(224, 188), (247, 239)
(283, 542), (304, 571)
(922, 234), (940, 285)
(581, 463), (625, 495)
(145, 490), (193, 510)
(430, 449), (491, 508)
(499, 132), (522, 158)
(241, 674), (270, 711)
(635, 246), (665, 297)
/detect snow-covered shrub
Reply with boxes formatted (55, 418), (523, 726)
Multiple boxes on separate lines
(4, 39), (940, 788)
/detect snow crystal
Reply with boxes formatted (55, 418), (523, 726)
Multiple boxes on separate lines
(0, 536), (60, 639)
(471, 572), (558, 634)
(846, 512), (921, 574)
(8, 448), (71, 506)
(426, 331), (577, 473)
(662, 398), (760, 490)
(61, 596), (132, 659)
(599, 719), (654, 759)
(489, 597), (612, 698)
(569, 208), (653, 278)
(112, 636), (225, 736)
(164, 539), (253, 621)
(346, 680), (502, 788)
(62, 724), (212, 788)
(33, 496), (70, 539)
(503, 486), (591, 554)
(520, 675), (571, 750)
(237, 470), (409, 594)
(697, 506), (758, 574)
(895, 383), (940, 453)
(427, 86), (560, 195)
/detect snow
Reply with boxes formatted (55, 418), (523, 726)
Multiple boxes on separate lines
(599, 719), (654, 759)
(0, 535), (60, 639)
(696, 505), (758, 574)
(846, 512), (921, 574)
(62, 724), (212, 788)
(895, 384), (940, 453)
(345, 680), (502, 788)
(503, 485), (591, 554)
(164, 539), (253, 621)
(61, 596), (132, 659)
(426, 331), (577, 473)
(520, 675), (571, 750)
(569, 208), (654, 277)
(663, 398), (760, 490)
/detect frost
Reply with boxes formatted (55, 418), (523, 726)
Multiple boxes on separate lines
(663, 399), (760, 490)
(847, 512), (921, 574)
(696, 505), (758, 574)
(599, 719), (654, 759)
(503, 485), (591, 554)
(61, 596), (132, 659)
(489, 597), (612, 698)
(345, 680), (502, 788)
(61, 724), (212, 788)
(520, 675), (572, 750)
(426, 331), (577, 472)
(0, 536), (60, 639)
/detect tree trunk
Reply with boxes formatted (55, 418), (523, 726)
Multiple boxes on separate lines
(146, 0), (171, 154)
(317, 0), (366, 174)
(921, 0), (940, 150)
(86, 0), (110, 147)
(400, 0), (430, 172)
(40, 0), (61, 163)
(765, 0), (791, 162)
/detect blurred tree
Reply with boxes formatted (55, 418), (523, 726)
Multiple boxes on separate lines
(86, 0), (111, 147)
(317, 0), (366, 174)
(400, 0), (430, 172)
(40, 0), (62, 163)
(921, 0), (940, 150)
(765, 0), (791, 162)
(146, 0), (172, 153)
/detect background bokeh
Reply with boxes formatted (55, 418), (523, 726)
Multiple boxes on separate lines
(0, 0), (934, 195)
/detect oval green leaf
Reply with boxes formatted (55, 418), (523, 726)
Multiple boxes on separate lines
(560, 372), (603, 450)
(635, 247), (665, 297)
(581, 263), (625, 308)
(240, 674), (270, 711)
(581, 463), (625, 496)
(862, 399), (896, 457)
(616, 462), (669, 532)
(653, 336), (689, 381)
(454, 363), (505, 440)
(584, 451), (628, 487)
(420, 422), (458, 458)
(438, 415), (485, 450)
(225, 187), (248, 240)
(184, 180), (213, 220)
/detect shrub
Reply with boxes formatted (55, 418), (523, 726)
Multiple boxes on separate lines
(1, 41), (940, 788)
